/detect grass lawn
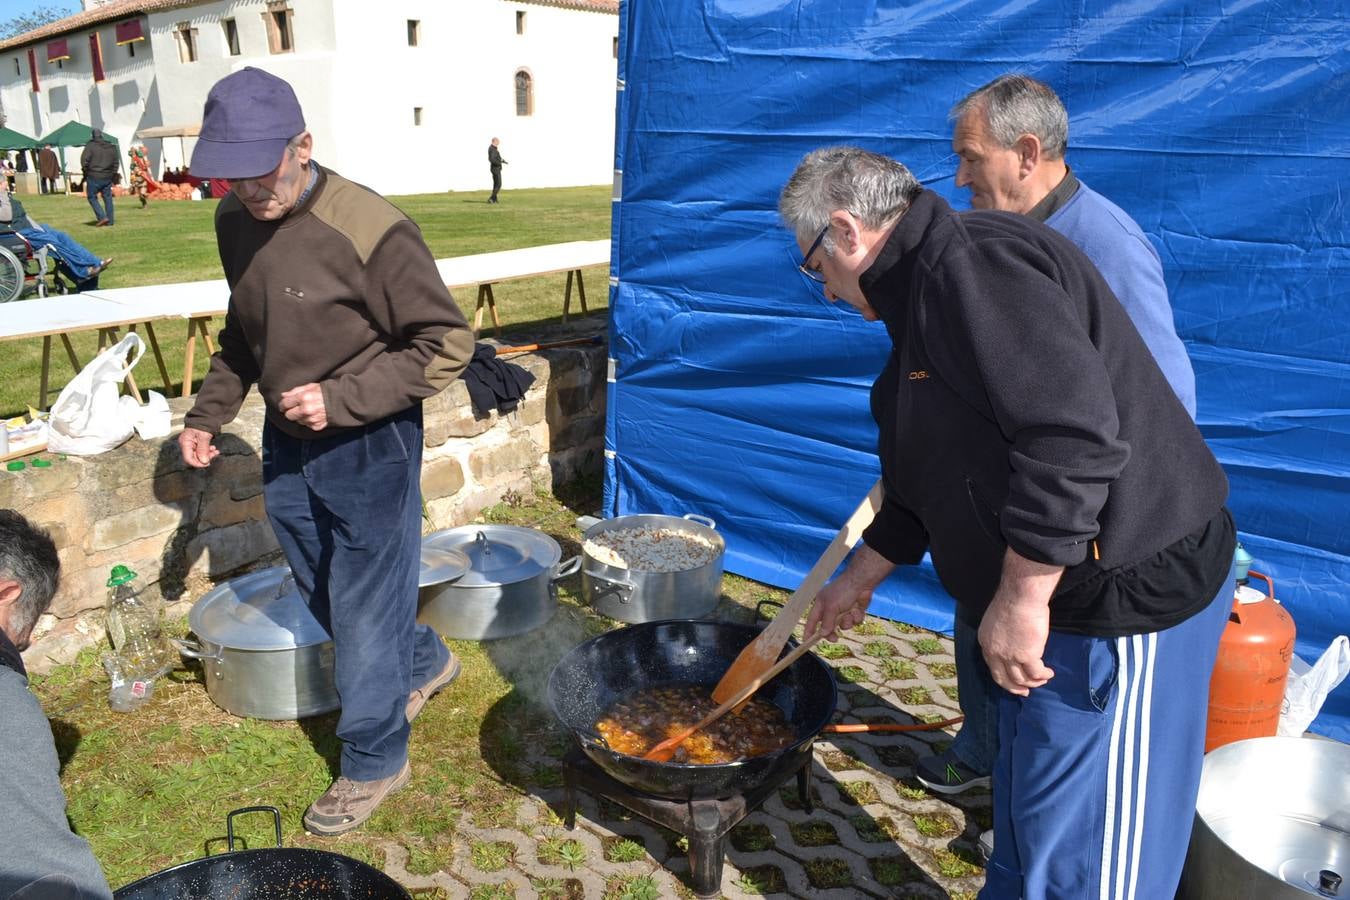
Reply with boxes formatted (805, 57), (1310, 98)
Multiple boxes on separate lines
(31, 477), (783, 889)
(2, 184), (612, 418)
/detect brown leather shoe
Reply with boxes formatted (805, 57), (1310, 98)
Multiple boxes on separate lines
(303, 760), (410, 836)
(406, 652), (461, 722)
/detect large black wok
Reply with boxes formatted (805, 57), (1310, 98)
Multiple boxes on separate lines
(114, 807), (410, 899)
(547, 619), (838, 800)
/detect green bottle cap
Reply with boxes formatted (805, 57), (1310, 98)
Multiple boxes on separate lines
(6, 461), (23, 471)
(107, 565), (138, 587)
(31, 458), (51, 468)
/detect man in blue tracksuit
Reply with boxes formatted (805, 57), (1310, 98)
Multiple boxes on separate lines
(781, 147), (1234, 899)
(913, 74), (1200, 816)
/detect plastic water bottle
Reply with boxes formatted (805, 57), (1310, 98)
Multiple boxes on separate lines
(104, 564), (171, 712)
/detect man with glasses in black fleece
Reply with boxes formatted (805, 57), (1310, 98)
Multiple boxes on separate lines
(781, 146), (1234, 900)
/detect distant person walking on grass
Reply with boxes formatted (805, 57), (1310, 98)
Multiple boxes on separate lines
(488, 137), (507, 203)
(179, 67), (475, 837)
(80, 129), (119, 226)
(127, 145), (155, 208)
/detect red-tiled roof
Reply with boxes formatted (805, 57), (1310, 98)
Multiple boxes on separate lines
(513, 0), (619, 13)
(0, 0), (199, 53)
(0, 0), (619, 54)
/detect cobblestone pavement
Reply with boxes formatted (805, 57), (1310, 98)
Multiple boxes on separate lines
(378, 614), (988, 899)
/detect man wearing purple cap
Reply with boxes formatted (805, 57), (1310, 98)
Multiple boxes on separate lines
(177, 67), (475, 836)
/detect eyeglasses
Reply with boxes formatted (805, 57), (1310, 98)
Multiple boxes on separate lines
(798, 225), (828, 284)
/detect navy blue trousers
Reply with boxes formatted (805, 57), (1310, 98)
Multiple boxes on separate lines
(980, 581), (1232, 900)
(262, 405), (449, 781)
(950, 614), (1000, 775)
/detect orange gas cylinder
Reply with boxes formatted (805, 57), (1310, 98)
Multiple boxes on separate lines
(1204, 569), (1296, 752)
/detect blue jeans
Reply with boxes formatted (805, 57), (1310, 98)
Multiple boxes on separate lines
(18, 225), (101, 282)
(85, 178), (114, 224)
(948, 615), (999, 775)
(262, 405), (449, 781)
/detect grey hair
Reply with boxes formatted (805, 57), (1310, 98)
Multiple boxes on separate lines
(950, 74), (1069, 160)
(779, 147), (921, 249)
(285, 132), (306, 156)
(0, 509), (59, 639)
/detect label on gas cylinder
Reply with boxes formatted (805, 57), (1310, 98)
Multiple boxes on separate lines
(1235, 584), (1274, 606)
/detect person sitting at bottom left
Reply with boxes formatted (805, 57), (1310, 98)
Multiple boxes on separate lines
(0, 509), (115, 899)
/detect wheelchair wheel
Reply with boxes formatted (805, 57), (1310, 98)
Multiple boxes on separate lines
(0, 244), (24, 302)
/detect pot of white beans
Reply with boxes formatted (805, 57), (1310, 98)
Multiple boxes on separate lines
(580, 514), (725, 623)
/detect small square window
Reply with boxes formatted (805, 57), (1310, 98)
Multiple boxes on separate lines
(175, 23), (198, 63)
(413, 107), (423, 126)
(265, 3), (294, 54)
(516, 11), (526, 34)
(223, 18), (241, 56)
(407, 19), (420, 46)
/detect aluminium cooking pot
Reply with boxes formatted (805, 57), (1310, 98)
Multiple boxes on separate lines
(176, 567), (339, 720)
(547, 619), (837, 800)
(581, 513), (725, 623)
(114, 806), (410, 899)
(418, 525), (580, 639)
(1177, 736), (1350, 899)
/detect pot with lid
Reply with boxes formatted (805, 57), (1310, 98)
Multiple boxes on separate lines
(175, 566), (339, 720)
(580, 513), (725, 623)
(418, 524), (580, 640)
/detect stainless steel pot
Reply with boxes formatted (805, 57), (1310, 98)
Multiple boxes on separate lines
(418, 525), (580, 639)
(175, 567), (340, 721)
(1178, 736), (1350, 899)
(580, 513), (724, 623)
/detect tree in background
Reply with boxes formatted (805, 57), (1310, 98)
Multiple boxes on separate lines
(1, 4), (76, 41)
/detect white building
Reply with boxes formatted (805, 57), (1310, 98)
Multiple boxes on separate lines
(0, 0), (619, 196)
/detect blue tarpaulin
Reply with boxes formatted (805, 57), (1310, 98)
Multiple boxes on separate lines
(605, 1), (1350, 740)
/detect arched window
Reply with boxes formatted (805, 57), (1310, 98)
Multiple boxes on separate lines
(514, 70), (533, 116)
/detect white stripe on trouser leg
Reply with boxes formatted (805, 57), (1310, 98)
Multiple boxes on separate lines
(1125, 633), (1157, 900)
(1100, 635), (1130, 900)
(1114, 635), (1145, 899)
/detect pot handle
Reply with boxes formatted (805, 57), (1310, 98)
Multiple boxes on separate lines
(583, 566), (636, 603)
(575, 726), (612, 752)
(172, 637), (223, 662)
(226, 805), (283, 852)
(683, 513), (716, 530)
(553, 555), (582, 581)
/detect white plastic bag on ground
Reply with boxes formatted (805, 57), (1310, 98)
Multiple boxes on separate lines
(47, 333), (144, 456)
(1278, 635), (1350, 736)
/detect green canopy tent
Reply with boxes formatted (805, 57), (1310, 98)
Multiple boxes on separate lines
(0, 128), (39, 179)
(0, 127), (38, 150)
(38, 121), (120, 190)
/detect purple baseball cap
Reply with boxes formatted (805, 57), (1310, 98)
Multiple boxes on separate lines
(190, 67), (305, 179)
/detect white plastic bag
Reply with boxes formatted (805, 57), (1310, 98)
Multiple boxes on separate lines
(47, 333), (145, 456)
(131, 390), (172, 440)
(1278, 635), (1350, 736)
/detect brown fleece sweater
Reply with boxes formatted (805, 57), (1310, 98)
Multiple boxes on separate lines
(185, 165), (473, 439)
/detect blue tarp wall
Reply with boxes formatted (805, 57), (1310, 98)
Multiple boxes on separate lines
(604, 2), (1350, 740)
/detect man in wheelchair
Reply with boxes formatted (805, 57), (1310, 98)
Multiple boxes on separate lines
(0, 192), (113, 302)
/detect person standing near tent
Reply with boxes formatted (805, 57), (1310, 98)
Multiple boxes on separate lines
(38, 144), (59, 194)
(781, 146), (1235, 900)
(910, 73), (1199, 808)
(79, 129), (119, 226)
(178, 67), (475, 837)
(487, 137), (507, 203)
(127, 144), (155, 208)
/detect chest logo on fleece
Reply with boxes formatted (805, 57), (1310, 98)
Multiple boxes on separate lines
(908, 370), (929, 381)
(282, 286), (307, 300)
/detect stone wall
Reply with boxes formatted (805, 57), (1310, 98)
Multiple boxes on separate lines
(5, 332), (607, 673)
